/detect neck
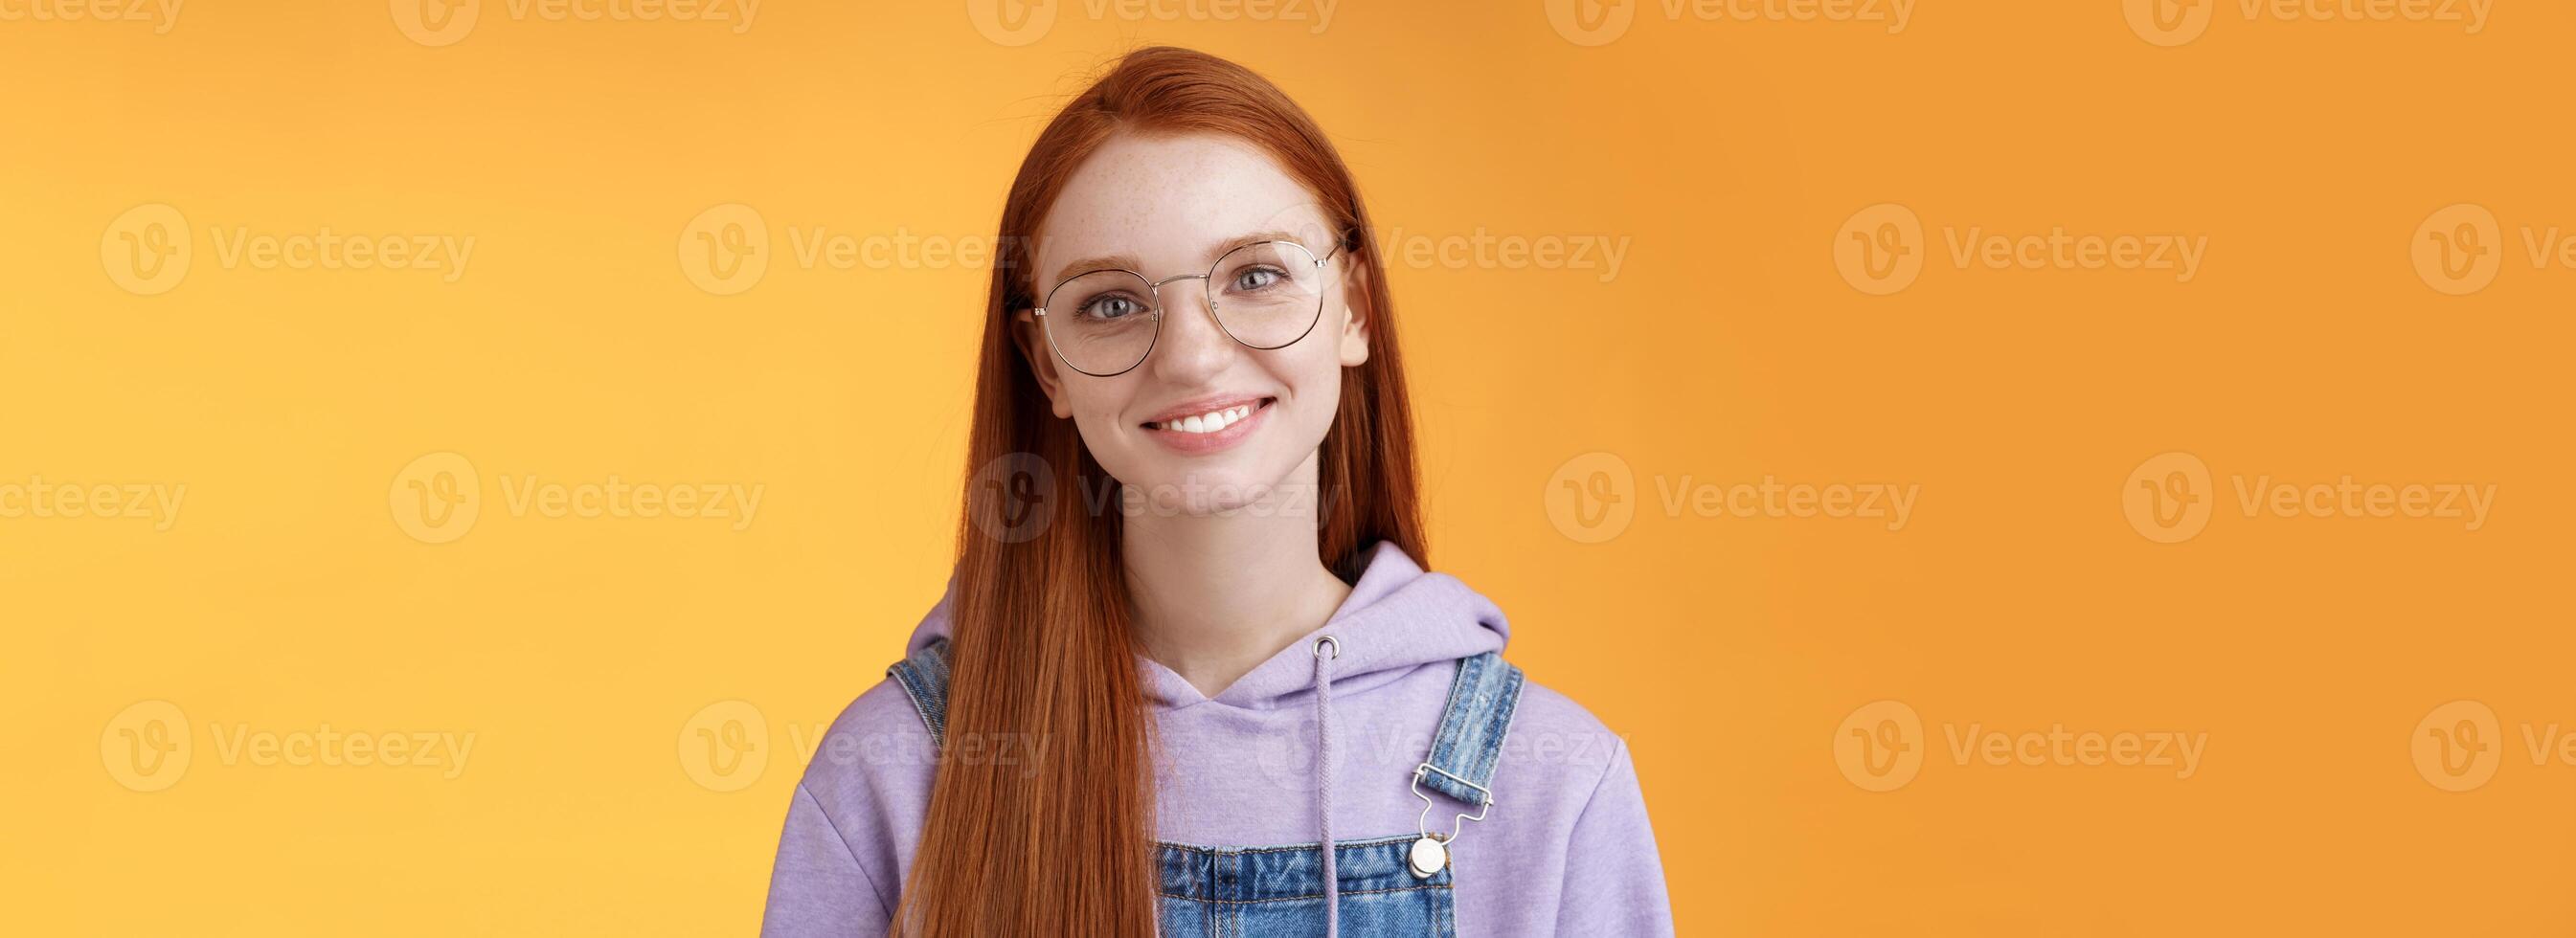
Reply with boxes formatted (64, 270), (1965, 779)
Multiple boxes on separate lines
(1119, 454), (1351, 700)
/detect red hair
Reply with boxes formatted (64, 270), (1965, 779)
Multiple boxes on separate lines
(896, 46), (1425, 934)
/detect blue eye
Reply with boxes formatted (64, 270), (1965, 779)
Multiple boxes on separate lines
(1232, 266), (1286, 292)
(1082, 295), (1146, 321)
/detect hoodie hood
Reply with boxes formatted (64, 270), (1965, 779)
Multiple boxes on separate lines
(901, 540), (1509, 709)
(768, 543), (1677, 937)
(752, 538), (1679, 932)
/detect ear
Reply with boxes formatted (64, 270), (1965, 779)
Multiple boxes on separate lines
(1334, 254), (1372, 368)
(1011, 309), (1076, 419)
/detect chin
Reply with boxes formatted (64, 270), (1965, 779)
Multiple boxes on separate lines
(1116, 463), (1275, 517)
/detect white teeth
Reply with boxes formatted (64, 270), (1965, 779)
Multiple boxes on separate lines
(1154, 403), (1257, 434)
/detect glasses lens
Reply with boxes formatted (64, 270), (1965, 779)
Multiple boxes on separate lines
(1209, 241), (1326, 349)
(1043, 269), (1159, 374)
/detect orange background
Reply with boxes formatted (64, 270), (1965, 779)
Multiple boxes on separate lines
(7, 0), (2573, 934)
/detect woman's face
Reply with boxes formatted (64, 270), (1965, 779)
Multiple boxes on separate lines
(1017, 132), (1369, 514)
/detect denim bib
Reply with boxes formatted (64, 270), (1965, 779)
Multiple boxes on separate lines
(890, 637), (1525, 937)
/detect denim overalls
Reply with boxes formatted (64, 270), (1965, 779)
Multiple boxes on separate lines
(889, 636), (1525, 937)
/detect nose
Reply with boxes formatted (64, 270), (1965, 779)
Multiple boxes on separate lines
(1148, 276), (1234, 383)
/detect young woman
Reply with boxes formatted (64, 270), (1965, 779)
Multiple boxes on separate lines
(760, 47), (1673, 937)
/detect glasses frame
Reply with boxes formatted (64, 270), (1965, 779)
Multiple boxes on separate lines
(1030, 238), (1344, 377)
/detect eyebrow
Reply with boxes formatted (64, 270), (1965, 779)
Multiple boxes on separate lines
(1049, 229), (1317, 286)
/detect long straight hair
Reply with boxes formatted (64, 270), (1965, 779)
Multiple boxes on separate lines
(893, 47), (1427, 935)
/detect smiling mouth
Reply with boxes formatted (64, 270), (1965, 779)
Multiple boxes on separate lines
(1142, 397), (1276, 435)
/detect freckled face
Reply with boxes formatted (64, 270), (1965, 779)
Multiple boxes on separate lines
(1019, 133), (1368, 512)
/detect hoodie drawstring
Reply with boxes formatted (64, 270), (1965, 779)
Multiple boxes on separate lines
(1311, 635), (1342, 938)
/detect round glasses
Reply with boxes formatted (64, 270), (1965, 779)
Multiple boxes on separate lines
(1032, 239), (1342, 377)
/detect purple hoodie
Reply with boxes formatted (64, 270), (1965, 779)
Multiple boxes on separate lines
(760, 542), (1675, 935)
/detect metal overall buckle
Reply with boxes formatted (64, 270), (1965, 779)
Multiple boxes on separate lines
(1407, 762), (1494, 879)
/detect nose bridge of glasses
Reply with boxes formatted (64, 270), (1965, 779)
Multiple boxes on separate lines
(1147, 272), (1225, 323)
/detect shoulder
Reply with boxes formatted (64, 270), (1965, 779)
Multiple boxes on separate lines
(763, 677), (937, 932)
(792, 675), (941, 834)
(1492, 672), (1632, 802)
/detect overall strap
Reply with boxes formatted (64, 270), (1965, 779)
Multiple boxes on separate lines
(1415, 650), (1525, 809)
(887, 637), (953, 748)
